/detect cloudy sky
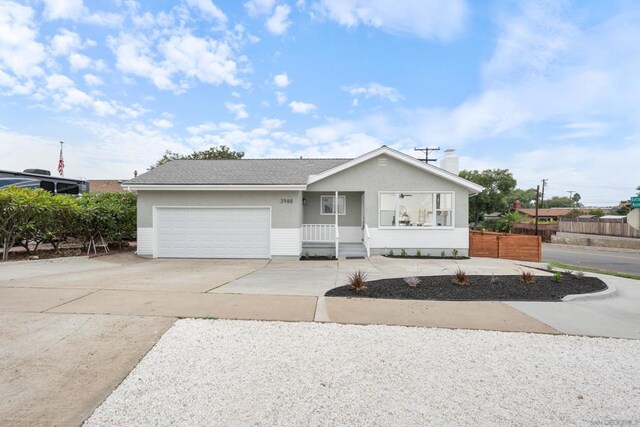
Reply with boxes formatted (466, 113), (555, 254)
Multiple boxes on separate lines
(1, 0), (639, 206)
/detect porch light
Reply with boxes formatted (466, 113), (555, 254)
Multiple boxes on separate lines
(303, 198), (307, 205)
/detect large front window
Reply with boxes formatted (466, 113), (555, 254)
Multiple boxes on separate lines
(378, 192), (453, 227)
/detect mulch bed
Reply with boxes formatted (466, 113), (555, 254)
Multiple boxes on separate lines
(300, 256), (336, 261)
(383, 255), (470, 260)
(325, 273), (607, 302)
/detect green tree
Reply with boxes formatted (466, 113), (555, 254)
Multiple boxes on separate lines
(543, 196), (574, 208)
(459, 169), (517, 227)
(0, 187), (53, 260)
(149, 145), (244, 169)
(76, 192), (137, 253)
(587, 208), (606, 217)
(500, 211), (521, 233)
(507, 188), (538, 209)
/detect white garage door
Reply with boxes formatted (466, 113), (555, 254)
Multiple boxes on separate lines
(156, 207), (270, 259)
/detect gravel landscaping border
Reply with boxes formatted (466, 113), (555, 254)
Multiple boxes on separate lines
(85, 319), (640, 426)
(325, 274), (607, 301)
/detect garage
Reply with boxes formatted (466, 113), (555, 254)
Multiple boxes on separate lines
(155, 207), (271, 259)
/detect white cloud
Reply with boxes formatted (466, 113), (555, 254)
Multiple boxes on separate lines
(41, 0), (122, 26)
(185, 0), (227, 25)
(50, 29), (83, 56)
(83, 73), (103, 86)
(0, 2), (45, 79)
(289, 100), (316, 114)
(273, 73), (290, 87)
(69, 53), (92, 71)
(108, 31), (241, 91)
(152, 118), (174, 128)
(313, 0), (467, 41)
(244, 0), (276, 17)
(225, 102), (249, 119)
(261, 118), (285, 129)
(42, 0), (84, 21)
(344, 82), (403, 102)
(275, 91), (287, 104)
(265, 4), (292, 35)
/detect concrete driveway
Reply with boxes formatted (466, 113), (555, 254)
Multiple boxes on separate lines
(0, 252), (637, 425)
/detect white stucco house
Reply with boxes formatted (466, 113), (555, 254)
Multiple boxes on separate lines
(124, 146), (483, 259)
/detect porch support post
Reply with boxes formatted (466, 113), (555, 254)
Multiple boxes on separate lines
(335, 190), (339, 258)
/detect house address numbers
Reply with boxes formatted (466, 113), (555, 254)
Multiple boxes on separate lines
(280, 198), (294, 204)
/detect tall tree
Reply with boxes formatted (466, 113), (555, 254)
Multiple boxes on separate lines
(149, 145), (244, 169)
(507, 188), (538, 209)
(459, 169), (517, 227)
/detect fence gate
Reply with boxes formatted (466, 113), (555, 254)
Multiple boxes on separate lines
(469, 231), (541, 262)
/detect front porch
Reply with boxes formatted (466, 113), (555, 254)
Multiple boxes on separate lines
(301, 191), (368, 258)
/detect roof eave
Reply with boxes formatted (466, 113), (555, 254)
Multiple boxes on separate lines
(122, 184), (308, 191)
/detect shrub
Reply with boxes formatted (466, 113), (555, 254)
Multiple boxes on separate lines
(416, 249), (422, 257)
(451, 267), (469, 286)
(546, 264), (554, 271)
(574, 271), (585, 279)
(347, 270), (368, 292)
(490, 273), (499, 284)
(404, 277), (421, 287)
(440, 250), (446, 258)
(520, 269), (536, 284)
(564, 269), (574, 275)
(552, 272), (562, 283)
(452, 249), (459, 258)
(400, 248), (407, 257)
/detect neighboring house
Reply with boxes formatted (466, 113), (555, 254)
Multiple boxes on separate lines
(123, 146), (483, 259)
(515, 208), (585, 222)
(89, 180), (125, 193)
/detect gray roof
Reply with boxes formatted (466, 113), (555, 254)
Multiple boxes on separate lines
(125, 159), (351, 185)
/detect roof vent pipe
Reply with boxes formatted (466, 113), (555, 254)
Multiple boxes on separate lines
(439, 149), (459, 175)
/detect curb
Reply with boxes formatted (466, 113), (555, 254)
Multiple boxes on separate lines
(562, 282), (618, 302)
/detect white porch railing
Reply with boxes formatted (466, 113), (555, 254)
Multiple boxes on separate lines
(302, 224), (336, 242)
(364, 223), (371, 257)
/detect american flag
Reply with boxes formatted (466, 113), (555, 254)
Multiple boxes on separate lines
(57, 144), (64, 176)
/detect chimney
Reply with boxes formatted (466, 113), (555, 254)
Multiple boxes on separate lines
(439, 149), (459, 175)
(134, 170), (138, 177)
(514, 200), (521, 210)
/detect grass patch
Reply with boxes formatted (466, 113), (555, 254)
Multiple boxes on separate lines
(547, 262), (640, 281)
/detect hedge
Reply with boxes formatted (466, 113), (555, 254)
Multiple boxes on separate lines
(0, 187), (136, 261)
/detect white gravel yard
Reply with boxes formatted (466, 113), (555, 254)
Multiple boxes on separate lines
(86, 319), (640, 426)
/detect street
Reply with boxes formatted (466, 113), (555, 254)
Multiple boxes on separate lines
(543, 244), (640, 275)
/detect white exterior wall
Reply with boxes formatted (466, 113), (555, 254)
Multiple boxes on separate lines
(369, 227), (469, 251)
(271, 228), (302, 256)
(137, 227), (153, 256)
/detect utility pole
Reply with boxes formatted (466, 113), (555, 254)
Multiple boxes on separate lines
(535, 185), (540, 236)
(541, 179), (547, 208)
(414, 147), (440, 163)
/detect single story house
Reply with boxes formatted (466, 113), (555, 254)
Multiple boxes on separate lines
(515, 208), (586, 222)
(123, 146), (483, 259)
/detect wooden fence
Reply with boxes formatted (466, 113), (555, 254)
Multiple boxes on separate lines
(558, 218), (640, 239)
(469, 230), (542, 262)
(511, 223), (558, 242)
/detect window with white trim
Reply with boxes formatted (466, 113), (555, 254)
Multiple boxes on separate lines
(321, 195), (346, 215)
(378, 192), (454, 227)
